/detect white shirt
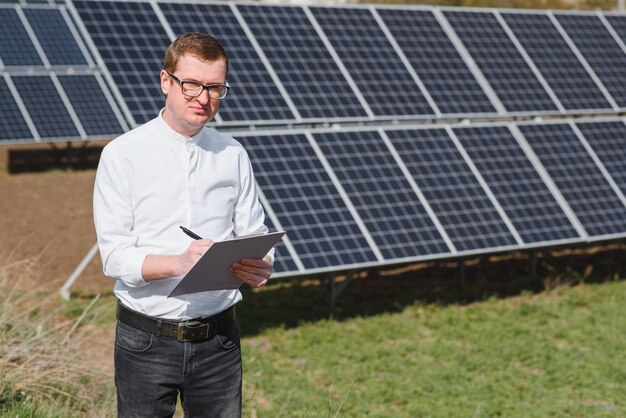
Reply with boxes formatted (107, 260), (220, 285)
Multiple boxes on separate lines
(93, 110), (269, 320)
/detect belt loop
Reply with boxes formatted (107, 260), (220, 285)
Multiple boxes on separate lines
(156, 319), (162, 337)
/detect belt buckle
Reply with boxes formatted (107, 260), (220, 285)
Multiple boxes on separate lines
(177, 321), (209, 342)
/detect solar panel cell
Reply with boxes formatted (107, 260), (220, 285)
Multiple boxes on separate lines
(557, 14), (626, 108)
(377, 8), (495, 115)
(237, 4), (368, 120)
(386, 128), (517, 252)
(502, 12), (611, 111)
(0, 8), (43, 66)
(12, 75), (79, 139)
(313, 130), (449, 259)
(0, 77), (32, 141)
(57, 74), (123, 136)
(24, 8), (88, 66)
(519, 123), (626, 237)
(237, 133), (378, 269)
(575, 120), (626, 198)
(444, 10), (558, 113)
(454, 125), (579, 243)
(311, 7), (434, 117)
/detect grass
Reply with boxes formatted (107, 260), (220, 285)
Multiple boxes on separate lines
(3, 244), (626, 417)
(239, 281), (626, 417)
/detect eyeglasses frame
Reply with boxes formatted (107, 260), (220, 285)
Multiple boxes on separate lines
(165, 71), (230, 100)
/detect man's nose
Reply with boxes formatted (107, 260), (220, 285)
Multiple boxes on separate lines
(196, 88), (212, 104)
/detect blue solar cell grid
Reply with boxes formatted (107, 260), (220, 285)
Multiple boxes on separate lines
(377, 8), (495, 115)
(0, 77), (32, 141)
(557, 14), (626, 108)
(0, 8), (43, 66)
(313, 130), (450, 260)
(262, 211), (299, 274)
(519, 123), (626, 237)
(237, 4), (368, 120)
(58, 75), (123, 136)
(237, 133), (378, 270)
(73, 0), (171, 125)
(386, 128), (517, 252)
(575, 121), (626, 198)
(24, 8), (88, 66)
(310, 7), (434, 117)
(454, 125), (579, 243)
(443, 10), (558, 113)
(502, 12), (611, 111)
(158, 2), (295, 123)
(12, 75), (79, 139)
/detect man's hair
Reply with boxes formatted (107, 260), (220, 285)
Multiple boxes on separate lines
(163, 32), (229, 76)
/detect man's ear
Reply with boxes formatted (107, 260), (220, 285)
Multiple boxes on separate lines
(160, 70), (170, 95)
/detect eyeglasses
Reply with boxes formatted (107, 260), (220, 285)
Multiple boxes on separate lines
(166, 71), (230, 100)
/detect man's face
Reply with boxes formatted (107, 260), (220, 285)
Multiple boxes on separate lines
(160, 54), (227, 138)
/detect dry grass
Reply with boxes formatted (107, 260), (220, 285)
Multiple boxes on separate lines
(0, 254), (114, 417)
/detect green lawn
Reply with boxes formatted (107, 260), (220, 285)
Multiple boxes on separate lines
(238, 279), (626, 417)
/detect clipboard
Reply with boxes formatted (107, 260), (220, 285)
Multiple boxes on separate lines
(168, 231), (286, 297)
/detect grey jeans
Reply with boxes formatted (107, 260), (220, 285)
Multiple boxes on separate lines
(114, 319), (242, 418)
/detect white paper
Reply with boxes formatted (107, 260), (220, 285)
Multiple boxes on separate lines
(168, 231), (286, 297)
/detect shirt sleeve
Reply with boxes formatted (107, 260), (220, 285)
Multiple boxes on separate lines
(93, 146), (150, 287)
(233, 149), (275, 263)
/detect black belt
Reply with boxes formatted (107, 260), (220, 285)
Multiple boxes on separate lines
(116, 302), (236, 343)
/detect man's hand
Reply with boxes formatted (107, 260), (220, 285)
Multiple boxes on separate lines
(142, 239), (214, 281)
(230, 257), (273, 288)
(177, 239), (214, 276)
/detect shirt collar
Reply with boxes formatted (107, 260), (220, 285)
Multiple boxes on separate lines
(158, 108), (204, 145)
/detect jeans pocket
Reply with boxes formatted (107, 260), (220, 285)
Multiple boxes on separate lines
(216, 321), (240, 351)
(115, 322), (154, 353)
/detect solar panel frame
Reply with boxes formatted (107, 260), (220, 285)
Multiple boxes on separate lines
(0, 74), (35, 142)
(375, 6), (498, 117)
(0, 6), (44, 67)
(236, 3), (371, 124)
(23, 6), (89, 66)
(453, 124), (581, 245)
(441, 7), (561, 115)
(499, 10), (614, 113)
(555, 12), (626, 109)
(517, 121), (626, 239)
(308, 5), (436, 118)
(311, 129), (451, 261)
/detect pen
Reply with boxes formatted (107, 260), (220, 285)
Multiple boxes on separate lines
(180, 226), (203, 240)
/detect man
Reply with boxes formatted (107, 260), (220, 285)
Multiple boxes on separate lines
(93, 32), (273, 417)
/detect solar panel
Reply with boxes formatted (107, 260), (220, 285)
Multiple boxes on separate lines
(310, 7), (434, 117)
(377, 8), (496, 115)
(0, 8), (43, 66)
(501, 12), (611, 111)
(158, 2), (295, 123)
(454, 125), (579, 244)
(237, 4), (368, 120)
(23, 8), (88, 66)
(262, 212), (299, 275)
(385, 128), (517, 252)
(519, 123), (626, 237)
(237, 133), (378, 270)
(12, 75), (80, 139)
(57, 74), (123, 136)
(0, 77), (32, 141)
(556, 14), (626, 108)
(443, 10), (558, 113)
(72, 0), (170, 125)
(575, 120), (626, 198)
(312, 130), (450, 260)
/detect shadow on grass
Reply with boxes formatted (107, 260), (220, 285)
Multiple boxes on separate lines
(236, 241), (626, 337)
